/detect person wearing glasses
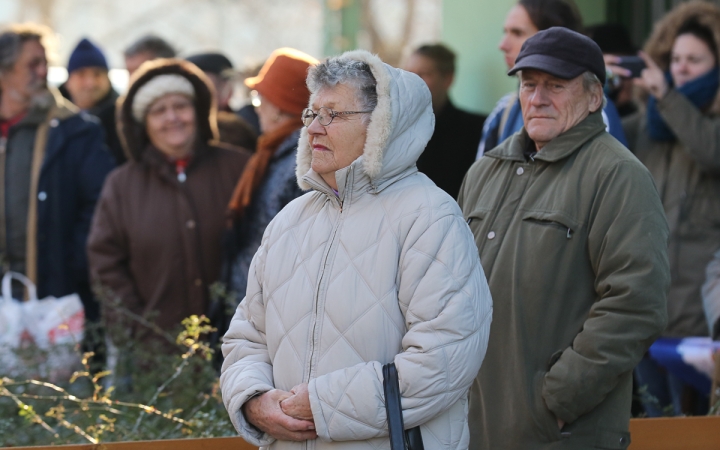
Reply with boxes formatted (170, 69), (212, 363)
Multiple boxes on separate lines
(220, 50), (492, 448)
(223, 48), (318, 310)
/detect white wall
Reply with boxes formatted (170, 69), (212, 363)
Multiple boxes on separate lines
(1, 0), (324, 71)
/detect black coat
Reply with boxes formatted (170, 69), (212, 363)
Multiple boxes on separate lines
(416, 100), (485, 198)
(89, 89), (125, 165)
(60, 84), (125, 165)
(38, 111), (115, 321)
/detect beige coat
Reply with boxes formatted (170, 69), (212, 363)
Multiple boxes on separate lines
(220, 50), (493, 450)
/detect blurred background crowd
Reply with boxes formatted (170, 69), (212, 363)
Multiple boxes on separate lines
(1, 0), (720, 423)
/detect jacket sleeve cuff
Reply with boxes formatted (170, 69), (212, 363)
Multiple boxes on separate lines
(542, 387), (579, 424)
(228, 385), (276, 447)
(308, 378), (331, 441)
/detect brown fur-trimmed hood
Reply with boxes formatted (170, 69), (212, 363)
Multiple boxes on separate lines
(644, 1), (720, 114)
(117, 58), (219, 162)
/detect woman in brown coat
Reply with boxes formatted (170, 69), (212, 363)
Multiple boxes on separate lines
(622, 1), (720, 416)
(87, 59), (250, 344)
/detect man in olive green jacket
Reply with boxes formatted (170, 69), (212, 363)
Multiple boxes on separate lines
(459, 28), (669, 450)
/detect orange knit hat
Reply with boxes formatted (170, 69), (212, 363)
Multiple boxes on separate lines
(245, 48), (319, 116)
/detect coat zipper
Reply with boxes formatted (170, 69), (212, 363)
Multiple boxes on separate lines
(301, 177), (348, 450)
(302, 176), (350, 382)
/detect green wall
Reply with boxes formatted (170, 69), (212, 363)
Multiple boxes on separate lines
(442, 0), (517, 115)
(443, 0), (607, 114)
(576, 0), (607, 26)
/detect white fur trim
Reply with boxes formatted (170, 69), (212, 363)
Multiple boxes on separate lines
(296, 50), (393, 190)
(132, 74), (195, 122)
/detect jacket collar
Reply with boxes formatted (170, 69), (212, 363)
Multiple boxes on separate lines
(485, 110), (606, 163)
(274, 129), (301, 161)
(141, 143), (207, 186)
(8, 88), (75, 128)
(300, 153), (418, 210)
(88, 88), (119, 116)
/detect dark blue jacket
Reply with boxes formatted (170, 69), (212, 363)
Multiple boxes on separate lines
(36, 111), (115, 321)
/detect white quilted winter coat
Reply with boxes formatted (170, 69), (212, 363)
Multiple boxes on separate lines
(220, 50), (493, 450)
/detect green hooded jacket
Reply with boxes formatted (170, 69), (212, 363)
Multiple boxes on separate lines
(458, 111), (669, 450)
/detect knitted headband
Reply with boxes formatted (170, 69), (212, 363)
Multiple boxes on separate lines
(132, 74), (196, 122)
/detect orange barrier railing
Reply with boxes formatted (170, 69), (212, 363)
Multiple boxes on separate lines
(4, 416), (720, 450)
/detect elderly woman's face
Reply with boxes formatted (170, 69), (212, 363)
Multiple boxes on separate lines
(145, 93), (197, 158)
(307, 84), (368, 190)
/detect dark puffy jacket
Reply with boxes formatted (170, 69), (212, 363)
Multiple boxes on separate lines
(37, 96), (116, 320)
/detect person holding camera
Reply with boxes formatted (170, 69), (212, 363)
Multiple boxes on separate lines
(622, 1), (720, 416)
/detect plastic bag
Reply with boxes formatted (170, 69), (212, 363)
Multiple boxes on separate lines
(0, 271), (84, 379)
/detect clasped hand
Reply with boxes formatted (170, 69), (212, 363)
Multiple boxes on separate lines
(242, 383), (317, 441)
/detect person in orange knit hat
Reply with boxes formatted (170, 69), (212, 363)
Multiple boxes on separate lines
(211, 48), (318, 340)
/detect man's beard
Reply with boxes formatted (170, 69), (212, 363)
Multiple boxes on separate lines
(28, 81), (53, 109)
(2, 79), (51, 109)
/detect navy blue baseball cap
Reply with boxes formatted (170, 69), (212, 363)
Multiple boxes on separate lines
(508, 27), (606, 85)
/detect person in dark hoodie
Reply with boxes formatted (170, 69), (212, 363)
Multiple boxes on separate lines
(87, 59), (250, 348)
(60, 38), (125, 165)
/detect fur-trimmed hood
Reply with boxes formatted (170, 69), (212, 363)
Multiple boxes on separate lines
(295, 50), (434, 191)
(644, 1), (720, 115)
(117, 58), (219, 162)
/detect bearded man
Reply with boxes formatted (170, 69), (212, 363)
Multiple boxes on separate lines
(0, 24), (114, 323)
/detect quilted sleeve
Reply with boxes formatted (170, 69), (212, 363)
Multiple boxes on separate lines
(308, 211), (493, 441)
(219, 241), (276, 446)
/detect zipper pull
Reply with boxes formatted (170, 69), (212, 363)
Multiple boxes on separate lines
(566, 228), (573, 239)
(467, 217), (473, 225)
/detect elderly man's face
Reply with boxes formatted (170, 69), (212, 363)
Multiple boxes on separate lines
(519, 70), (602, 150)
(65, 66), (111, 110)
(306, 83), (368, 190)
(0, 39), (48, 105)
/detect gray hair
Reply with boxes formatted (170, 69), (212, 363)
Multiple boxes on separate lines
(0, 24), (47, 76)
(124, 34), (176, 59)
(581, 71), (607, 109)
(307, 57), (377, 124)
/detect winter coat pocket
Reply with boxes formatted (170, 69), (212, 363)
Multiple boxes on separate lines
(531, 371), (562, 443)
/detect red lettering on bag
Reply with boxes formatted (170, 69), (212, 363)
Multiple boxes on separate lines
(47, 311), (85, 344)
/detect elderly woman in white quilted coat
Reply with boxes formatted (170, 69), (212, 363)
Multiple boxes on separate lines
(220, 49), (493, 449)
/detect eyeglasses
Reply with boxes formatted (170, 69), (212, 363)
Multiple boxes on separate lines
(301, 107), (373, 127)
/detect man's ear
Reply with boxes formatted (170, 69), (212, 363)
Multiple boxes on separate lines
(589, 83), (604, 113)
